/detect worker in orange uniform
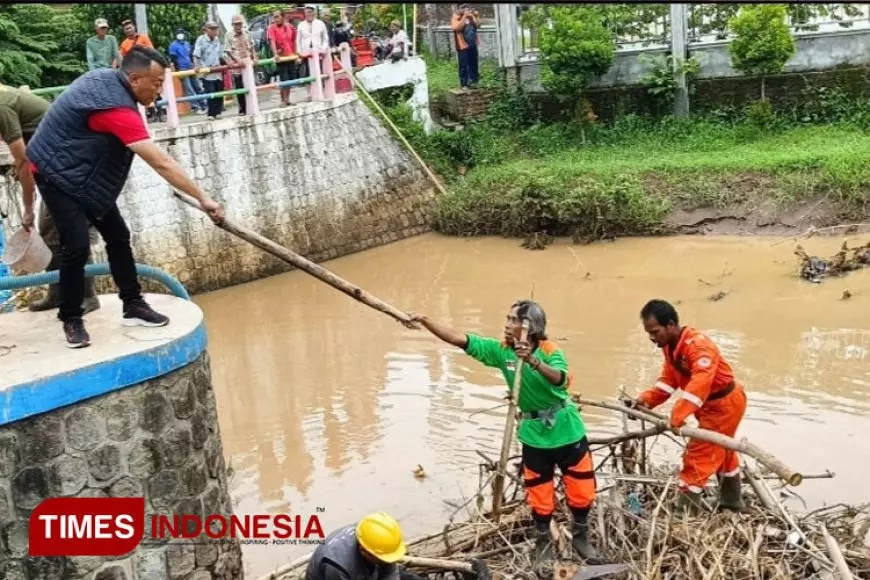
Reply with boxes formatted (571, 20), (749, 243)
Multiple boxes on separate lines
(629, 299), (747, 516)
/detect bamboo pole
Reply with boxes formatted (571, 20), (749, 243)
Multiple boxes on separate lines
(335, 60), (448, 197)
(822, 524), (856, 580)
(491, 319), (529, 523)
(412, 3), (418, 56)
(576, 398), (804, 486)
(403, 555), (474, 573)
(173, 191), (417, 328)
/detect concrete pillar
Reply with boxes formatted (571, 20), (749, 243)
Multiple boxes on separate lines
(162, 67), (180, 128)
(134, 3), (148, 35)
(494, 4), (520, 68)
(242, 58), (260, 116)
(670, 3), (690, 118)
(0, 294), (243, 579)
(308, 53), (324, 101)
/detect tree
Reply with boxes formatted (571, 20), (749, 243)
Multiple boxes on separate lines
(0, 4), (85, 88)
(240, 4), (286, 21)
(532, 5), (614, 116)
(729, 4), (796, 101)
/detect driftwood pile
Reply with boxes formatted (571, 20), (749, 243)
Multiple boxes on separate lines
(260, 398), (870, 580)
(795, 240), (870, 283)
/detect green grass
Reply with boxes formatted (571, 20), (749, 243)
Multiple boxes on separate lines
(430, 122), (870, 239)
(423, 56), (501, 98)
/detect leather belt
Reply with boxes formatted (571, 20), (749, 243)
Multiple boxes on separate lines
(707, 381), (735, 402)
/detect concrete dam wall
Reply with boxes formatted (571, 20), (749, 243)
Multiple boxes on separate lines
(0, 93), (436, 295)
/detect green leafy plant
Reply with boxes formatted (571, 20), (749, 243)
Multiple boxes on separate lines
(729, 4), (796, 101)
(535, 5), (614, 114)
(0, 4), (85, 88)
(639, 53), (702, 111)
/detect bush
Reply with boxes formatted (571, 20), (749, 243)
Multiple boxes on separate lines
(729, 4), (796, 101)
(536, 5), (614, 113)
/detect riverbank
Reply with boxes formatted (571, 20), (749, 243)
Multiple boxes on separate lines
(428, 122), (870, 243)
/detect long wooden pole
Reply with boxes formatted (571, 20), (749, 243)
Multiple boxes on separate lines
(575, 398), (804, 486)
(491, 318), (530, 523)
(335, 60), (448, 197)
(173, 191), (417, 328)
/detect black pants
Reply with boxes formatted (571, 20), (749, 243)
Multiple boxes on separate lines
(232, 74), (246, 114)
(36, 175), (142, 321)
(201, 78), (223, 117)
(457, 45), (479, 87)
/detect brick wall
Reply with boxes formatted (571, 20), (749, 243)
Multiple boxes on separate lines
(439, 88), (499, 122)
(0, 94), (437, 295)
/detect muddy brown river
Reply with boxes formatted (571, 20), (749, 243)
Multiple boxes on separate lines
(194, 233), (870, 579)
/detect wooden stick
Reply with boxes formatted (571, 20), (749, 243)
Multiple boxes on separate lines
(491, 319), (529, 523)
(821, 524), (856, 580)
(576, 398), (804, 486)
(336, 60), (448, 197)
(173, 191), (417, 328)
(402, 555), (474, 574)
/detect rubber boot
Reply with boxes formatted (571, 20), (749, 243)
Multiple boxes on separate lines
(28, 251), (61, 312)
(570, 507), (603, 564)
(532, 518), (554, 577)
(673, 490), (707, 518)
(717, 474), (745, 512)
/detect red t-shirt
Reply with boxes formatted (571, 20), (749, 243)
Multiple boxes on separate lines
(267, 23), (297, 56)
(30, 108), (150, 175)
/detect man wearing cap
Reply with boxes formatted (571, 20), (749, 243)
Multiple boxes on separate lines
(193, 21), (225, 120)
(87, 19), (119, 71)
(225, 14), (256, 116)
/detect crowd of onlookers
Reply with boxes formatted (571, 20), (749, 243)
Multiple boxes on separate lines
(82, 5), (355, 121)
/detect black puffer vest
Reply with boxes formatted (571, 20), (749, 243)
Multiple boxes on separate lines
(26, 68), (140, 218)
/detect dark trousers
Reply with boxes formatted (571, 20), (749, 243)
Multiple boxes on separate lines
(232, 74), (246, 114)
(457, 45), (479, 87)
(36, 175), (141, 321)
(201, 78), (223, 117)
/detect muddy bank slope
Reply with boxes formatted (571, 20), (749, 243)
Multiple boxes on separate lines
(429, 125), (870, 241)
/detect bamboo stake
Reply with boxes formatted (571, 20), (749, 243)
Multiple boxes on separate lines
(173, 191), (417, 328)
(822, 524), (856, 580)
(402, 555), (474, 574)
(491, 319), (529, 523)
(335, 60), (448, 197)
(576, 398), (804, 486)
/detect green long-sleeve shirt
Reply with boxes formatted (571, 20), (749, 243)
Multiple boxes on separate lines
(86, 34), (119, 70)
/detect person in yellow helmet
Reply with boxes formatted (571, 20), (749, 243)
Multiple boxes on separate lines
(305, 513), (490, 580)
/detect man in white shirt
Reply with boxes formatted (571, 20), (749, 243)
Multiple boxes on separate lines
(297, 5), (329, 56)
(387, 20), (409, 62)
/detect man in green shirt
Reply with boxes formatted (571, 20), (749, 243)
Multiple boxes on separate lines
(86, 18), (119, 71)
(412, 300), (601, 571)
(0, 85), (99, 313)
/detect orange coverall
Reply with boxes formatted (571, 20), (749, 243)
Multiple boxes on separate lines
(638, 327), (747, 493)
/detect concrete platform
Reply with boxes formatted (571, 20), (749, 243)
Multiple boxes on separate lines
(0, 293), (206, 426)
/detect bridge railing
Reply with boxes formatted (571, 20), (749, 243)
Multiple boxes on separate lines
(30, 43), (357, 129)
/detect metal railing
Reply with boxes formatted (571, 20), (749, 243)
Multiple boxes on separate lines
(30, 43), (358, 129)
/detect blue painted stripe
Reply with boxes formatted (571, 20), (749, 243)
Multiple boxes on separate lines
(0, 322), (208, 427)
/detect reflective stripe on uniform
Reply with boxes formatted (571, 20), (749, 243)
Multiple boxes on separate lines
(655, 381), (675, 394)
(680, 390), (704, 407)
(678, 479), (703, 493)
(721, 467), (740, 477)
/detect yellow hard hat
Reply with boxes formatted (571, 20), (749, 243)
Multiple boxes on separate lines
(356, 512), (406, 563)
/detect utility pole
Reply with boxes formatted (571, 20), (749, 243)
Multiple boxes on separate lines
(134, 3), (148, 34)
(670, 4), (689, 118)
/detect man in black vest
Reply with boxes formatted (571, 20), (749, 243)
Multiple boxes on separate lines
(26, 46), (225, 348)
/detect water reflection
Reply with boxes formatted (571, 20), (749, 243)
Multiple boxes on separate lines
(195, 233), (870, 578)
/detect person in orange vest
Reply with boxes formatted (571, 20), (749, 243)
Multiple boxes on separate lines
(628, 299), (748, 516)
